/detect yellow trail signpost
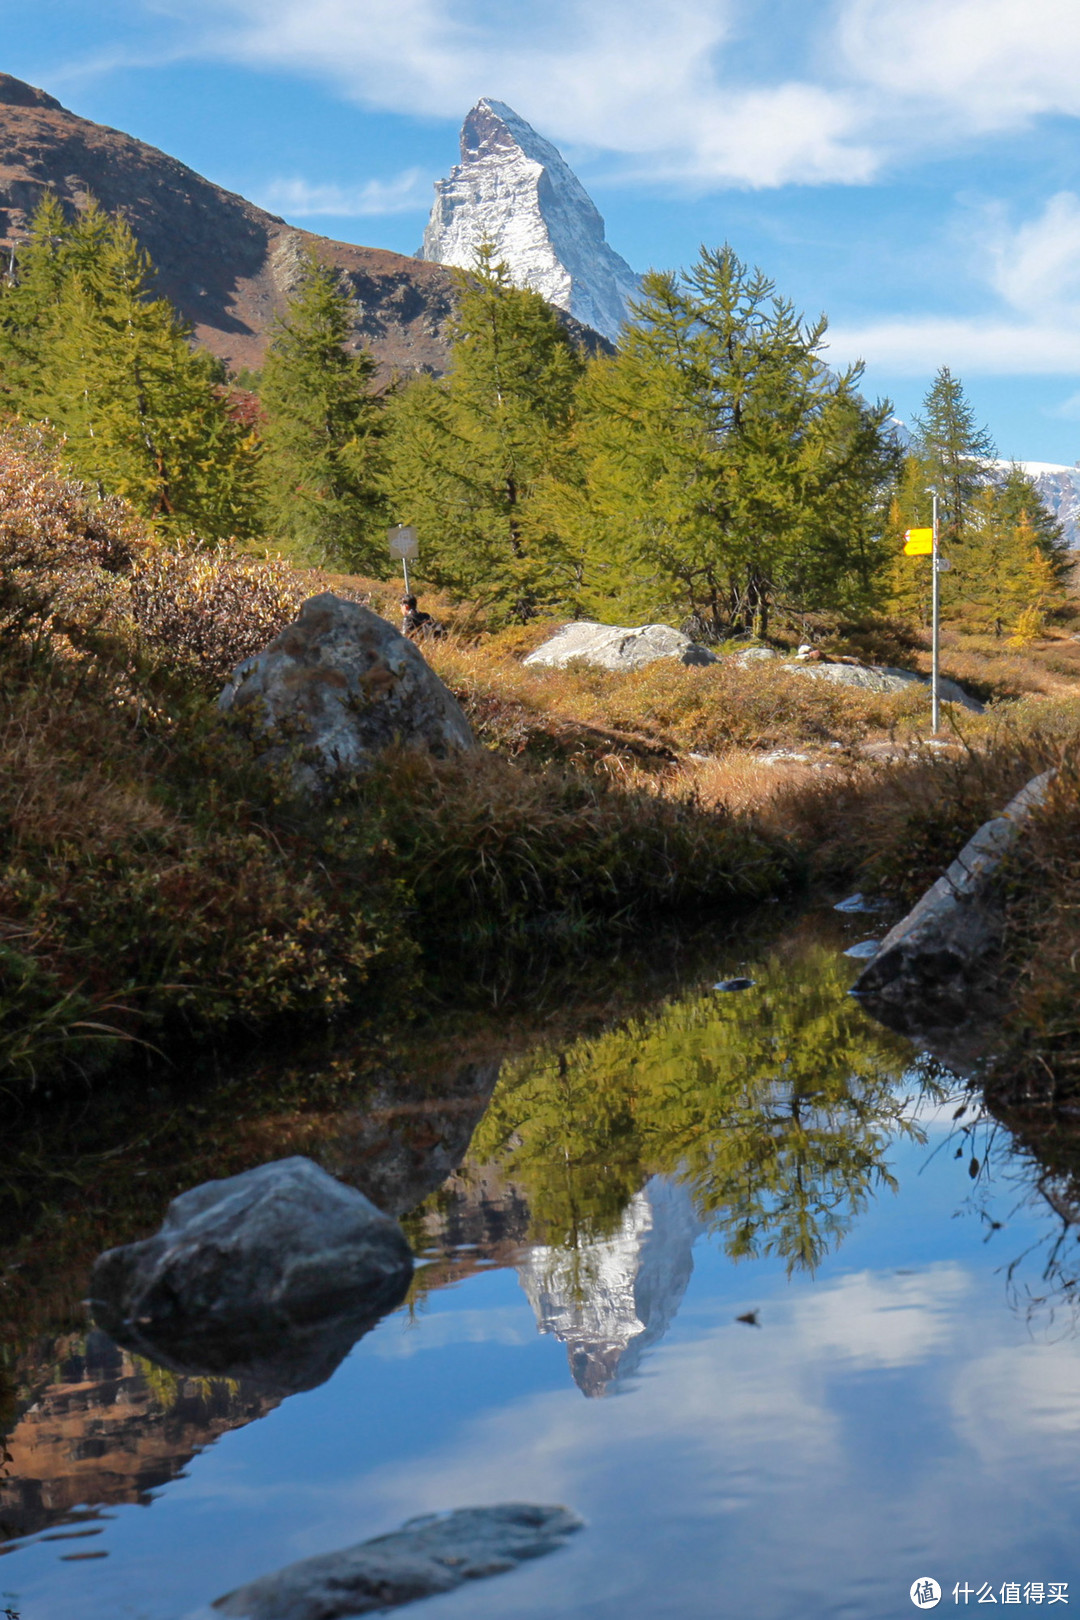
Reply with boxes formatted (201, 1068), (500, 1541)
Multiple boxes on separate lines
(903, 498), (942, 733)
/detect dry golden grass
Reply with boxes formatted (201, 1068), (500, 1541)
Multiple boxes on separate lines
(425, 636), (942, 763)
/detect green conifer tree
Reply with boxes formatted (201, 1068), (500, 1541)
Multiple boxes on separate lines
(951, 479), (1065, 635)
(912, 367), (995, 542)
(0, 191), (110, 405)
(563, 245), (897, 637)
(259, 250), (384, 569)
(382, 247), (585, 618)
(1, 195), (260, 538)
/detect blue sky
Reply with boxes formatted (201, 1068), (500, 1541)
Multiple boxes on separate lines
(8, 0), (1080, 461)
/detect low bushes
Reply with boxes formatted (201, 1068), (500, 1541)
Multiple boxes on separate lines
(429, 638), (937, 762)
(0, 658), (411, 1087)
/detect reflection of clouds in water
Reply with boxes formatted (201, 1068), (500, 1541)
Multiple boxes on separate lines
(369, 1307), (532, 1357)
(793, 1265), (972, 1370)
(952, 1342), (1080, 1468)
(336, 1257), (1080, 1617)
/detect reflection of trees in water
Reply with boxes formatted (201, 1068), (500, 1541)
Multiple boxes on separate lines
(978, 1101), (1080, 1337)
(472, 942), (924, 1274)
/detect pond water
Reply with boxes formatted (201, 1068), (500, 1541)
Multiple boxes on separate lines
(4, 909), (1080, 1620)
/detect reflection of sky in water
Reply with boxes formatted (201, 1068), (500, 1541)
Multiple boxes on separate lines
(8, 1130), (1080, 1620)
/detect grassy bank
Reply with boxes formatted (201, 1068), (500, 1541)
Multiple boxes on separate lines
(5, 425), (1080, 1099)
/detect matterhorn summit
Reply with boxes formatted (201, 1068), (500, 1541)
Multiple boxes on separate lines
(418, 99), (640, 343)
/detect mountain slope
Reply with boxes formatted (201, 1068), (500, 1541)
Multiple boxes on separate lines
(419, 98), (640, 343)
(0, 71), (457, 378)
(991, 459), (1080, 549)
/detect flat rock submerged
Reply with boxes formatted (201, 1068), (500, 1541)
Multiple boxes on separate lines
(219, 594), (475, 789)
(89, 1157), (414, 1395)
(523, 621), (717, 671)
(204, 1504), (584, 1620)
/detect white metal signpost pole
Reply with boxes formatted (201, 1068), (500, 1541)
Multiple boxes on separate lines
(931, 493), (940, 736)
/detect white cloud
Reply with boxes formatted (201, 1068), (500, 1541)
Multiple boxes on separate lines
(139, 0), (885, 188)
(258, 167), (427, 217)
(951, 1341), (1080, 1471)
(148, 0), (1080, 191)
(838, 0), (1080, 136)
(826, 315), (1080, 377)
(984, 192), (1080, 317)
(824, 188), (1080, 376)
(793, 1266), (971, 1369)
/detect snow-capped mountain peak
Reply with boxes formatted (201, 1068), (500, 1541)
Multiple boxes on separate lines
(418, 98), (640, 343)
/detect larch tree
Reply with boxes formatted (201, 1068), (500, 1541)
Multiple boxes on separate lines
(562, 245), (898, 638)
(0, 194), (260, 539)
(950, 470), (1068, 635)
(258, 249), (385, 569)
(382, 247), (585, 619)
(912, 367), (995, 542)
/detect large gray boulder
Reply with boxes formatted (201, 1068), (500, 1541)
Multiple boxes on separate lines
(90, 1157), (414, 1394)
(784, 660), (983, 712)
(851, 772), (1052, 1047)
(208, 1504), (583, 1620)
(219, 594), (475, 787)
(524, 621), (717, 671)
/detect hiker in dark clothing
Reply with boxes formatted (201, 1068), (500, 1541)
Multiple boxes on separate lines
(400, 594), (445, 640)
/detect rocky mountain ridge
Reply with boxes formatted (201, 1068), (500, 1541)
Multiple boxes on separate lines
(0, 72), (602, 379)
(419, 98), (639, 343)
(0, 70), (459, 377)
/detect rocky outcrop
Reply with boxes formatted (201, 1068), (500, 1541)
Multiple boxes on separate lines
(208, 1504), (583, 1620)
(851, 773), (1053, 1047)
(89, 1157), (414, 1394)
(784, 660), (983, 712)
(524, 621), (717, 673)
(219, 594), (475, 789)
(419, 99), (638, 343)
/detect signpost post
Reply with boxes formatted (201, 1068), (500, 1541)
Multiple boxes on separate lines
(902, 506), (945, 737)
(388, 525), (419, 595)
(931, 493), (940, 735)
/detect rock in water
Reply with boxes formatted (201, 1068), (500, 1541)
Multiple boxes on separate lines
(219, 594), (475, 789)
(418, 98), (640, 343)
(851, 772), (1053, 1045)
(524, 621), (717, 672)
(209, 1504), (584, 1619)
(90, 1158), (414, 1394)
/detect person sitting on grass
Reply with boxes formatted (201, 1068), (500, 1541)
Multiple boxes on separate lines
(400, 594), (445, 641)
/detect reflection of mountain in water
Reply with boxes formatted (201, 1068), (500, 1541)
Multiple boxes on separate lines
(0, 1331), (276, 1547)
(516, 1177), (703, 1396)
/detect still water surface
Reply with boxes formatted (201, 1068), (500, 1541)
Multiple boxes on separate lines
(4, 911), (1080, 1619)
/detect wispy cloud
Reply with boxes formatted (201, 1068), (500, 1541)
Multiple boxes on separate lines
(259, 167), (428, 217)
(147, 0), (1080, 190)
(828, 190), (1080, 375)
(827, 316), (1080, 376)
(984, 191), (1080, 317)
